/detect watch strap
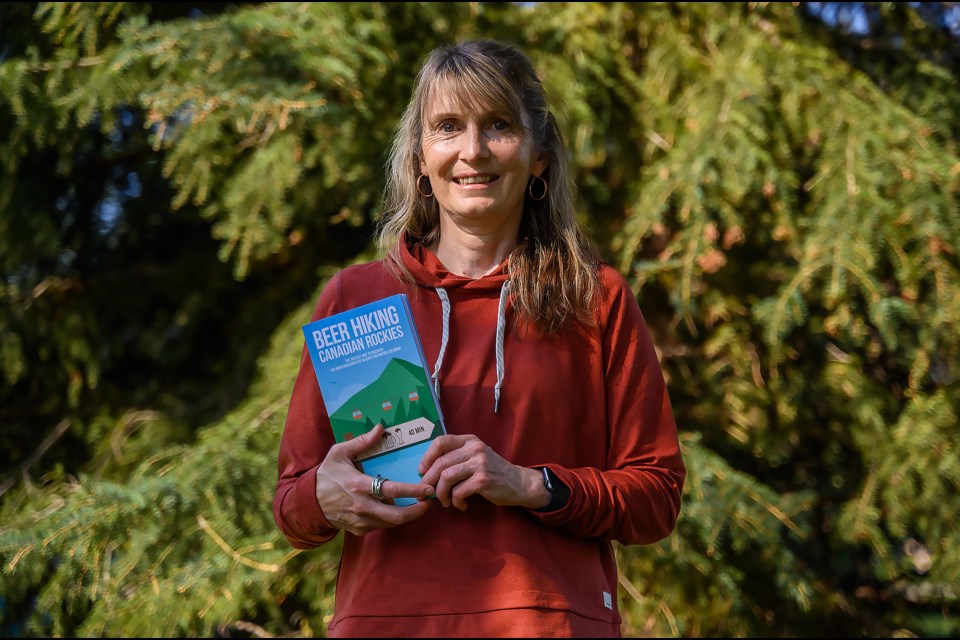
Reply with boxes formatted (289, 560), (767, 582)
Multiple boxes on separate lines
(533, 466), (571, 512)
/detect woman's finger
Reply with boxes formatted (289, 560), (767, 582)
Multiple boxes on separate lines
(372, 477), (435, 503)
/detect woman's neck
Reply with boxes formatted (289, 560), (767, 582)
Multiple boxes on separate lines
(430, 223), (517, 279)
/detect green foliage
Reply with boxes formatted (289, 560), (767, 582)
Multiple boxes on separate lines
(0, 288), (337, 637)
(2, 2), (959, 638)
(616, 433), (819, 637)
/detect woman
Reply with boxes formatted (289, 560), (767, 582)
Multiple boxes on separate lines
(274, 39), (686, 638)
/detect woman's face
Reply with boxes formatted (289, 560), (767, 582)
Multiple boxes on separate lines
(419, 86), (546, 230)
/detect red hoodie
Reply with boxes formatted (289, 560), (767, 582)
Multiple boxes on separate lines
(273, 242), (686, 637)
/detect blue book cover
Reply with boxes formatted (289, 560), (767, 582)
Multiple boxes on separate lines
(302, 293), (446, 506)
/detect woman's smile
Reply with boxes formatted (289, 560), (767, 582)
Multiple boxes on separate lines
(454, 174), (498, 187)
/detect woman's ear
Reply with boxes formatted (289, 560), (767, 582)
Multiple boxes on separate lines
(533, 154), (548, 179)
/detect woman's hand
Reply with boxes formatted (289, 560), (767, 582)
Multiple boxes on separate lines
(315, 424), (434, 535)
(417, 434), (550, 511)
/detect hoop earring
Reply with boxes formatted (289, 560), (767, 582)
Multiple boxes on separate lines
(417, 175), (434, 198)
(528, 175), (547, 201)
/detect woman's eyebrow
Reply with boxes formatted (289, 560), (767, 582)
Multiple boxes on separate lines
(428, 107), (510, 122)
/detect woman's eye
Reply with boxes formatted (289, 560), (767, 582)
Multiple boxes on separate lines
(492, 120), (509, 131)
(439, 122), (456, 133)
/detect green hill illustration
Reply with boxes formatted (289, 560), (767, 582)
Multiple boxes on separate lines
(329, 357), (442, 443)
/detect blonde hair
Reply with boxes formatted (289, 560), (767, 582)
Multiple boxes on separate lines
(378, 39), (600, 333)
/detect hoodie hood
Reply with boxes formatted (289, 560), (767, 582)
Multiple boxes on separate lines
(400, 240), (512, 292)
(397, 238), (512, 413)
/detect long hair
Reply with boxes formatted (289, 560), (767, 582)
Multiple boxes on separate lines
(378, 39), (600, 333)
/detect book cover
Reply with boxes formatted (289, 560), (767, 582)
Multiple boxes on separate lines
(302, 293), (446, 506)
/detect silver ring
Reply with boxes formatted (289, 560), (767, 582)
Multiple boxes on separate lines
(371, 474), (386, 500)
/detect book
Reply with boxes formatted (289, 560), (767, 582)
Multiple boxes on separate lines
(302, 293), (446, 506)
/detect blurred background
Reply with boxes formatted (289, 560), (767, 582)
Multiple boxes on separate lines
(1, 2), (958, 637)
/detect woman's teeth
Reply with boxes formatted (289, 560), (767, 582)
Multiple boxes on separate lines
(457, 176), (494, 185)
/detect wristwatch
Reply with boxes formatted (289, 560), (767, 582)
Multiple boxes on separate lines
(534, 466), (571, 512)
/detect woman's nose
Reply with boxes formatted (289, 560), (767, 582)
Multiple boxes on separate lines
(460, 124), (489, 161)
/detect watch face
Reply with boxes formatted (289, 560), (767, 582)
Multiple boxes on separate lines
(537, 467), (570, 512)
(542, 467), (554, 491)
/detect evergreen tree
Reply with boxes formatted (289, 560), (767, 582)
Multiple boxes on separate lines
(1, 2), (957, 637)
(392, 399), (409, 427)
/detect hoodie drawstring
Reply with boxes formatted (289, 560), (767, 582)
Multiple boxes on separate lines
(432, 287), (451, 399)
(493, 280), (510, 413)
(432, 281), (510, 414)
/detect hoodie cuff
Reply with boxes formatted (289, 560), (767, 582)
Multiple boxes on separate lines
(290, 466), (339, 540)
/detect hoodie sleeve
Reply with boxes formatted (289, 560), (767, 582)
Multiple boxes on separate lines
(529, 269), (686, 545)
(272, 276), (344, 549)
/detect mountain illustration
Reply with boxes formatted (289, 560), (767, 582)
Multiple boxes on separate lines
(329, 357), (441, 442)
